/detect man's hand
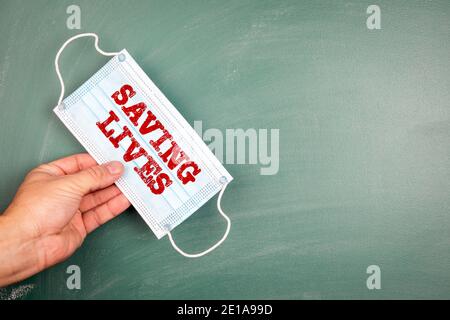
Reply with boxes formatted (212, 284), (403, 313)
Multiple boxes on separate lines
(0, 153), (130, 287)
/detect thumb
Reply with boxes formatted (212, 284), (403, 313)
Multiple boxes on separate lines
(65, 161), (124, 196)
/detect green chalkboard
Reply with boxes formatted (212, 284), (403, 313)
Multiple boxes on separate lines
(0, 0), (449, 299)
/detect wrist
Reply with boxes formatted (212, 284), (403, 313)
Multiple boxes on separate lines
(0, 210), (41, 287)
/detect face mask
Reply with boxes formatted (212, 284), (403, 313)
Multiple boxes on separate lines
(53, 33), (233, 258)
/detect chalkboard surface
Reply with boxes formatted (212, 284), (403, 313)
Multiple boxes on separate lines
(0, 0), (449, 299)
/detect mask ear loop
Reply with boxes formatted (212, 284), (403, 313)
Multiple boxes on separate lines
(167, 182), (231, 258)
(54, 33), (120, 106)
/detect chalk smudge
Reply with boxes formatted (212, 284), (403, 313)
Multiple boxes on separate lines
(0, 284), (35, 300)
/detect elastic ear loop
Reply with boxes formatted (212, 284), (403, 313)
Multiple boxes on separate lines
(55, 32), (120, 106)
(167, 182), (231, 258)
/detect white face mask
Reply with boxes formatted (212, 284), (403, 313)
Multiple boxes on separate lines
(53, 33), (233, 258)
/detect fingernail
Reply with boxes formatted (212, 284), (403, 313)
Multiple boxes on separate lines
(106, 161), (124, 175)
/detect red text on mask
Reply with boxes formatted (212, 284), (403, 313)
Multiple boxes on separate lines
(95, 84), (201, 195)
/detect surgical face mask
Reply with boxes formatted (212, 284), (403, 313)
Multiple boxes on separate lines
(53, 33), (233, 258)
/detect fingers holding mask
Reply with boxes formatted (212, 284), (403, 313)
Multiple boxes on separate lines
(79, 185), (122, 213)
(39, 153), (98, 176)
(82, 193), (131, 233)
(66, 161), (124, 195)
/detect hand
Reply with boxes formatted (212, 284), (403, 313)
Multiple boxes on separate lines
(0, 153), (130, 287)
